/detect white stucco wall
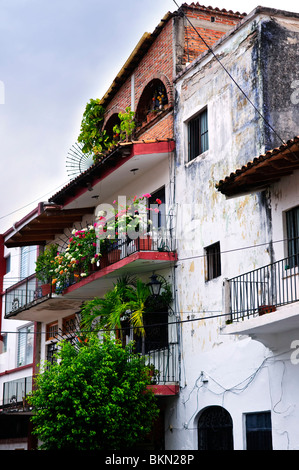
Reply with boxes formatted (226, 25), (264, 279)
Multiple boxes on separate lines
(167, 11), (299, 450)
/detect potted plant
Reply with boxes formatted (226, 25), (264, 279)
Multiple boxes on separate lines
(35, 244), (59, 295)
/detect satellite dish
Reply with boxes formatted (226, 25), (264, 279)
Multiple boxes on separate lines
(66, 142), (94, 179)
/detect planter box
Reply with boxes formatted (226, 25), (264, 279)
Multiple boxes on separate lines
(258, 305), (276, 316)
(41, 283), (51, 296)
(136, 236), (152, 251)
(108, 250), (121, 264)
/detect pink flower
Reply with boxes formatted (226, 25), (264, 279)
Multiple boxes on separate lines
(142, 193), (151, 198)
(154, 208), (159, 213)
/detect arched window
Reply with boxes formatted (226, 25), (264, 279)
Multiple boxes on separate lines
(103, 113), (121, 140)
(198, 406), (233, 450)
(136, 79), (168, 126)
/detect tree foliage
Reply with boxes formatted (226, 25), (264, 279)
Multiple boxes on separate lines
(77, 98), (111, 158)
(28, 336), (159, 450)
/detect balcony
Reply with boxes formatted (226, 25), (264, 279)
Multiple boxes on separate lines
(223, 253), (299, 342)
(5, 234), (177, 323)
(1, 376), (32, 412)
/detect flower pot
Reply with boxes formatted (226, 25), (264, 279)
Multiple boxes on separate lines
(136, 236), (152, 251)
(100, 253), (109, 268)
(41, 283), (51, 296)
(108, 250), (121, 265)
(258, 305), (276, 316)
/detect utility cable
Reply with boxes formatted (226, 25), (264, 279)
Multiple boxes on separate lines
(172, 0), (299, 161)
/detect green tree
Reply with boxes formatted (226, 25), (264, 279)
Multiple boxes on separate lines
(28, 336), (159, 450)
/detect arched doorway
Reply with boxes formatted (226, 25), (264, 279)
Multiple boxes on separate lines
(198, 406), (233, 450)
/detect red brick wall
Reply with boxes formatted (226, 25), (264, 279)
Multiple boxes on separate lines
(104, 18), (175, 140)
(183, 6), (244, 63)
(103, 6), (244, 141)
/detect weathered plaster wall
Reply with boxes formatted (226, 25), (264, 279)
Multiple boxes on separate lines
(260, 16), (299, 150)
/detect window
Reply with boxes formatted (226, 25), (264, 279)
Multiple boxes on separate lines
(188, 108), (208, 161)
(20, 246), (37, 279)
(205, 241), (221, 281)
(5, 254), (10, 274)
(286, 206), (299, 267)
(149, 187), (166, 231)
(245, 412), (273, 450)
(17, 324), (34, 367)
(46, 343), (58, 366)
(46, 321), (58, 341)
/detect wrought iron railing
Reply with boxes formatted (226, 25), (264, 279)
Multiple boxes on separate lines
(144, 342), (179, 384)
(2, 376), (32, 410)
(5, 233), (176, 317)
(228, 253), (299, 322)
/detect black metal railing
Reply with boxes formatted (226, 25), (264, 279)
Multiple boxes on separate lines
(228, 253), (299, 321)
(145, 342), (178, 384)
(2, 376), (32, 410)
(4, 274), (54, 316)
(4, 233), (176, 317)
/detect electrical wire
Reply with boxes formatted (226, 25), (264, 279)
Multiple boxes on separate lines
(172, 0), (296, 156)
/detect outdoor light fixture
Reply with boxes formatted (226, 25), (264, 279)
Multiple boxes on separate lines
(148, 273), (162, 296)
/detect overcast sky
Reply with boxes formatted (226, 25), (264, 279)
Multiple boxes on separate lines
(0, 0), (299, 233)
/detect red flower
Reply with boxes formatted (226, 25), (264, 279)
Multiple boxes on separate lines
(156, 198), (162, 205)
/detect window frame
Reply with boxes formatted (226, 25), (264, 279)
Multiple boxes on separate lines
(205, 241), (221, 281)
(285, 205), (299, 267)
(245, 411), (273, 450)
(187, 107), (209, 162)
(17, 323), (34, 367)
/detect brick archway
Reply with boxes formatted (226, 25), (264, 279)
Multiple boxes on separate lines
(135, 74), (173, 127)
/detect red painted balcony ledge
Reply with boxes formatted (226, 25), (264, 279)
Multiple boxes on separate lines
(63, 250), (178, 297)
(147, 384), (179, 396)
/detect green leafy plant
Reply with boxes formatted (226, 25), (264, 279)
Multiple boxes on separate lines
(77, 98), (112, 160)
(80, 274), (173, 339)
(112, 106), (136, 143)
(35, 244), (59, 283)
(28, 336), (159, 450)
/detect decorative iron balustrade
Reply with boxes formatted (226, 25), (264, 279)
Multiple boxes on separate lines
(143, 342), (179, 384)
(2, 376), (32, 410)
(228, 253), (299, 322)
(5, 232), (176, 317)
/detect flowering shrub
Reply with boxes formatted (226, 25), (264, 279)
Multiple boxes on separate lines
(35, 194), (161, 294)
(95, 193), (161, 242)
(50, 225), (100, 292)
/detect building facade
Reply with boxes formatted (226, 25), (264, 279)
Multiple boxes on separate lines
(0, 236), (37, 450)
(171, 6), (299, 450)
(4, 3), (299, 451)
(0, 3), (244, 450)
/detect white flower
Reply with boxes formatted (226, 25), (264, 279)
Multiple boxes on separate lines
(80, 273), (87, 277)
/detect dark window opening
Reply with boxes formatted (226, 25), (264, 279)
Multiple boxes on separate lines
(205, 241), (221, 281)
(245, 411), (273, 450)
(188, 108), (208, 161)
(149, 187), (166, 231)
(286, 206), (299, 267)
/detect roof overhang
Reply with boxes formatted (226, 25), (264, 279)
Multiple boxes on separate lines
(216, 137), (299, 197)
(4, 203), (94, 248)
(49, 139), (175, 207)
